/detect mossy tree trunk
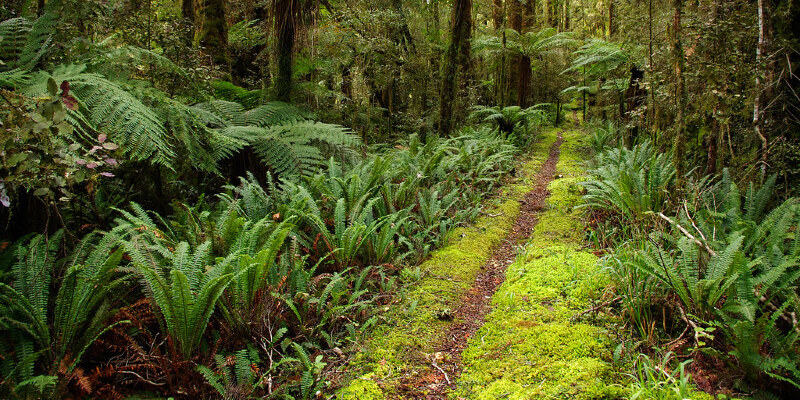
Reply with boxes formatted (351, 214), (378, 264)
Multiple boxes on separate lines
(196, 0), (231, 73)
(518, 1), (534, 107)
(754, 0), (775, 181)
(508, 0), (522, 106)
(438, 0), (472, 135)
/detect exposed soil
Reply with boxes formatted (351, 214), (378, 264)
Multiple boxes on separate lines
(394, 131), (565, 399)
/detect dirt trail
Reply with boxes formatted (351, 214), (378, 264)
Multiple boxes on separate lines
(394, 132), (565, 399)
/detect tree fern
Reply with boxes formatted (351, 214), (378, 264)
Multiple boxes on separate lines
(22, 64), (176, 164)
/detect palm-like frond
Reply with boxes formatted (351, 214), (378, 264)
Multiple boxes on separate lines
(563, 39), (630, 77)
(23, 64), (176, 164)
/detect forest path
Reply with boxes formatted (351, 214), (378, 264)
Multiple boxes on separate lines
(338, 128), (595, 399)
(451, 128), (624, 399)
(395, 131), (565, 398)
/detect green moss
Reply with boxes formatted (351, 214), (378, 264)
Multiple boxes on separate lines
(455, 129), (626, 399)
(339, 374), (385, 400)
(336, 129), (562, 397)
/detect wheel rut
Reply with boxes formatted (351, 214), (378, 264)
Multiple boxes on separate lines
(395, 131), (565, 399)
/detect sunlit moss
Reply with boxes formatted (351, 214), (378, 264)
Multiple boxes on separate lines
(337, 129), (561, 398)
(455, 128), (627, 399)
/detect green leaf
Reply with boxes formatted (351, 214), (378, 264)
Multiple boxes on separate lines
(46, 77), (57, 95)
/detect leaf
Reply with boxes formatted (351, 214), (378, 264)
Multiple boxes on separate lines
(102, 142), (119, 150)
(7, 153), (28, 167)
(33, 188), (50, 196)
(47, 77), (57, 95)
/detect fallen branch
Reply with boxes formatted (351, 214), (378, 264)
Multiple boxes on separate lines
(657, 212), (717, 256)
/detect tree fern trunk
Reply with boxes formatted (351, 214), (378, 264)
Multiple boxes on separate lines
(517, 1), (534, 108)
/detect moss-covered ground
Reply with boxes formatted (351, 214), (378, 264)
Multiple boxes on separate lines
(338, 129), (561, 399)
(453, 128), (627, 399)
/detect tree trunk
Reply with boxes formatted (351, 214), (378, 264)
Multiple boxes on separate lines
(492, 0), (505, 29)
(754, 0), (774, 181)
(672, 0), (687, 186)
(706, 0), (723, 175)
(274, 0), (298, 102)
(609, 0), (616, 38)
(438, 0), (473, 135)
(648, 0), (656, 132)
(517, 1), (534, 107)
(508, 0), (522, 105)
(393, 0), (415, 52)
(196, 0), (230, 72)
(493, 0), (506, 105)
(182, 0), (195, 23)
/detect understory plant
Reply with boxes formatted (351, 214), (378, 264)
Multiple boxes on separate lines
(603, 170), (800, 393)
(0, 231), (128, 398)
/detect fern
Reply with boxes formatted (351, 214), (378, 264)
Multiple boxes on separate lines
(0, 231), (127, 390)
(22, 64), (176, 164)
(126, 238), (233, 358)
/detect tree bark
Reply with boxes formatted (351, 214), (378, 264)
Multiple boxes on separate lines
(754, 0), (774, 181)
(274, 0), (298, 102)
(196, 0), (230, 72)
(182, 0), (195, 24)
(671, 0), (687, 186)
(493, 0), (506, 105)
(609, 0), (616, 38)
(517, 1), (534, 107)
(492, 0), (505, 29)
(438, 0), (473, 135)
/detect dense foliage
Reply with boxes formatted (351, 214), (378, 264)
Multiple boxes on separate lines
(1, 0), (798, 398)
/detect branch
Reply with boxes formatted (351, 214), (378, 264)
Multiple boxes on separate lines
(657, 212), (717, 256)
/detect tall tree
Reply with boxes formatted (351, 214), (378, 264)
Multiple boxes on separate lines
(438, 0), (472, 135)
(509, 0), (534, 107)
(671, 0), (687, 186)
(274, 0), (300, 102)
(754, 0), (775, 181)
(195, 0), (231, 71)
(493, 0), (506, 105)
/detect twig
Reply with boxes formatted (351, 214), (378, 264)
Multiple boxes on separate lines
(675, 303), (701, 348)
(683, 202), (707, 243)
(657, 212), (717, 256)
(431, 360), (450, 385)
(571, 297), (621, 321)
(117, 370), (166, 386)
